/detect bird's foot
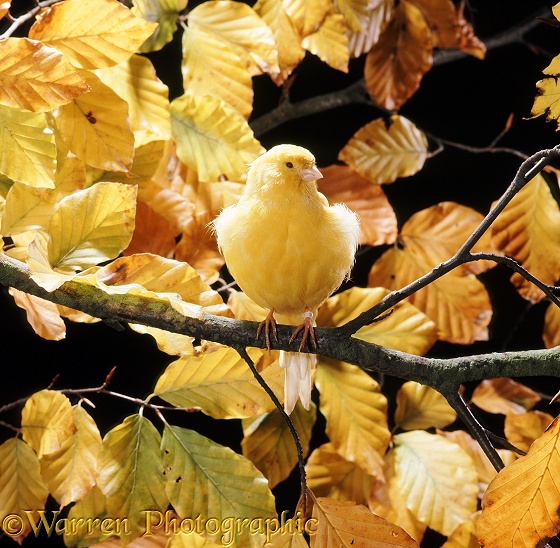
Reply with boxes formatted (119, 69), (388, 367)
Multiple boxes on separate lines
(257, 309), (278, 351)
(290, 310), (317, 351)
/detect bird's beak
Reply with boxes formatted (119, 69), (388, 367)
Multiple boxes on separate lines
(300, 166), (323, 181)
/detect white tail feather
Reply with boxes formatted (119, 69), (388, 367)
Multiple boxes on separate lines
(280, 351), (316, 414)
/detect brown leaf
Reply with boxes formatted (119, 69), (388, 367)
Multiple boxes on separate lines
(319, 165), (397, 246)
(471, 378), (541, 416)
(364, 0), (433, 111)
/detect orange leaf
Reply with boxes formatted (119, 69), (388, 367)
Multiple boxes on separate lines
(364, 0), (433, 111)
(504, 410), (555, 454)
(543, 302), (560, 349)
(471, 378), (541, 416)
(319, 165), (397, 246)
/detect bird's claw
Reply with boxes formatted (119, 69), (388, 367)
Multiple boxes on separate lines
(257, 309), (278, 351)
(289, 311), (317, 351)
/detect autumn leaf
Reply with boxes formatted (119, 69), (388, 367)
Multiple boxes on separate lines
(338, 115), (428, 184)
(242, 402), (316, 488)
(335, 0), (381, 34)
(63, 486), (109, 546)
(441, 515), (480, 548)
(347, 0), (393, 58)
(0, 438), (49, 543)
(477, 415), (560, 547)
(319, 164), (398, 247)
(302, 12), (349, 73)
(0, 1), (10, 19)
(471, 378), (541, 416)
(282, 0), (331, 39)
(0, 38), (89, 112)
(543, 301), (560, 348)
(504, 410), (554, 454)
(311, 497), (419, 547)
(364, 0), (433, 111)
(28, 0), (158, 70)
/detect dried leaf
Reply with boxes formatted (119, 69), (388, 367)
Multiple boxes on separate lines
(471, 378), (541, 416)
(282, 0), (331, 38)
(302, 12), (349, 73)
(347, 0), (393, 58)
(318, 165), (398, 246)
(440, 514), (480, 548)
(543, 301), (560, 348)
(339, 115), (428, 184)
(504, 410), (555, 454)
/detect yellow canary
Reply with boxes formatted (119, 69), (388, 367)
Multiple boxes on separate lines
(212, 144), (360, 414)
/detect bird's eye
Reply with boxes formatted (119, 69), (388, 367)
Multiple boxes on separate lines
(285, 162), (294, 169)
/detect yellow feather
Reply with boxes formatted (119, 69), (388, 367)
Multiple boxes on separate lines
(212, 144), (360, 413)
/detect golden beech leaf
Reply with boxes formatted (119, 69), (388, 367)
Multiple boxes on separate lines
(47, 182), (137, 271)
(490, 174), (560, 302)
(170, 93), (264, 183)
(132, 0), (188, 53)
(543, 302), (560, 348)
(283, 0), (331, 38)
(504, 411), (555, 454)
(63, 486), (108, 546)
(318, 286), (437, 355)
(315, 358), (391, 477)
(392, 431), (479, 536)
(0, 38), (89, 112)
(166, 531), (223, 548)
(471, 378), (541, 416)
(161, 424), (276, 546)
(267, 530), (309, 548)
(478, 415), (560, 548)
(394, 381), (457, 430)
(0, 438), (49, 544)
(347, 0), (393, 58)
(40, 405), (102, 507)
(438, 429), (516, 499)
(28, 0), (158, 70)
(21, 390), (76, 458)
(152, 347), (284, 418)
(8, 288), (66, 341)
(302, 12), (349, 73)
(319, 163), (397, 247)
(94, 55), (171, 138)
(253, 0), (305, 85)
(182, 26), (254, 120)
(364, 0), (433, 111)
(338, 115), (428, 184)
(53, 69), (134, 172)
(532, 52), (560, 130)
(441, 515), (480, 548)
(368, 202), (493, 343)
(0, 1), (10, 19)
(242, 402), (316, 488)
(0, 105), (56, 188)
(305, 443), (373, 505)
(335, 0), (378, 33)
(311, 497), (419, 548)
(188, 0), (279, 76)
(96, 415), (168, 540)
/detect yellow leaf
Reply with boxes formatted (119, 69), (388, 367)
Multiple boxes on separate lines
(440, 514), (480, 548)
(283, 0), (331, 38)
(0, 38), (89, 112)
(0, 105), (56, 188)
(188, 0), (279, 76)
(9, 288), (66, 341)
(478, 415), (560, 548)
(392, 431), (478, 536)
(305, 443), (372, 505)
(40, 405), (102, 507)
(302, 13), (349, 73)
(63, 486), (109, 546)
(394, 381), (457, 430)
(132, 0), (188, 53)
(339, 115), (428, 184)
(94, 55), (171, 138)
(161, 424), (276, 546)
(170, 93), (264, 183)
(242, 401), (316, 488)
(347, 0), (393, 58)
(182, 26), (253, 119)
(315, 358), (390, 476)
(364, 0), (433, 110)
(254, 0), (305, 85)
(96, 414), (168, 540)
(532, 54), (560, 130)
(319, 164), (398, 246)
(491, 173), (560, 302)
(47, 182), (137, 271)
(471, 378), (541, 416)
(368, 202), (493, 343)
(0, 438), (49, 544)
(311, 497), (419, 547)
(21, 390), (76, 458)
(543, 301), (560, 348)
(0, 1), (10, 19)
(504, 410), (555, 454)
(53, 70), (134, 172)
(267, 529), (309, 548)
(152, 347), (284, 419)
(335, 0), (377, 32)
(318, 286), (437, 355)
(167, 531), (223, 547)
(28, 0), (158, 70)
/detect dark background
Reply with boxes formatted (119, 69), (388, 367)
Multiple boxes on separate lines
(1, 1), (560, 546)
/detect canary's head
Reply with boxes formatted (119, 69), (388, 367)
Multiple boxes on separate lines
(245, 144), (323, 195)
